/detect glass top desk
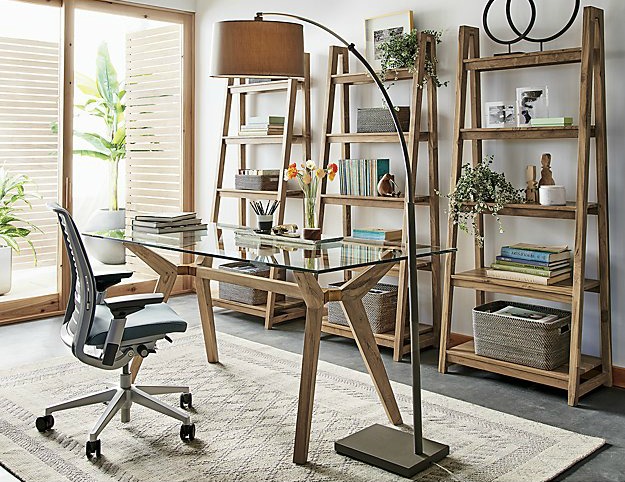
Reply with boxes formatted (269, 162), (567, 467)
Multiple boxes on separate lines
(85, 223), (454, 465)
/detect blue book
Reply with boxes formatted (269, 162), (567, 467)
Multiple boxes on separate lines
(500, 246), (570, 263)
(496, 256), (569, 268)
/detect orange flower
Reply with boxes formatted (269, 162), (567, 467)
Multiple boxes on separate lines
(327, 163), (338, 181)
(302, 172), (312, 185)
(285, 163), (298, 181)
(315, 168), (326, 179)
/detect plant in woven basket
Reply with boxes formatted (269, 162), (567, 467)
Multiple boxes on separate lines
(377, 29), (448, 89)
(440, 156), (525, 246)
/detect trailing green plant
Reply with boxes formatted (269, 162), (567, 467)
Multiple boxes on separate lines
(377, 29), (448, 89)
(0, 166), (42, 262)
(74, 42), (126, 211)
(439, 156), (525, 246)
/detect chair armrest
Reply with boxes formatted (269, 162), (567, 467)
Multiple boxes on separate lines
(94, 271), (133, 293)
(101, 293), (164, 366)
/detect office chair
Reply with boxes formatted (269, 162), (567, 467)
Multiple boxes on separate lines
(36, 203), (196, 459)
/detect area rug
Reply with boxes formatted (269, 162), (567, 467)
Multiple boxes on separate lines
(0, 327), (603, 482)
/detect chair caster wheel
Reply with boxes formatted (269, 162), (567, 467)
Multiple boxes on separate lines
(180, 423), (195, 442)
(35, 415), (54, 432)
(86, 439), (101, 459)
(180, 393), (193, 409)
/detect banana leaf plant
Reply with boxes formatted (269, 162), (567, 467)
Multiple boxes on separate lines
(0, 166), (42, 263)
(74, 43), (126, 211)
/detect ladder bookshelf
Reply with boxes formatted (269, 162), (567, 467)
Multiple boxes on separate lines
(318, 33), (441, 361)
(210, 54), (311, 329)
(438, 7), (611, 406)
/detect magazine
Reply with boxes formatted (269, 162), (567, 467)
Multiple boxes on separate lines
(492, 305), (559, 323)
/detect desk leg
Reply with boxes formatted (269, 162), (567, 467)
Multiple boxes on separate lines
(292, 272), (325, 465)
(196, 257), (219, 363)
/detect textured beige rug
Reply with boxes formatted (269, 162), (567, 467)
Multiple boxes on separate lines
(0, 327), (603, 482)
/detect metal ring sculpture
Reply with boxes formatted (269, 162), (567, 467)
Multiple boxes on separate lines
(483, 0), (581, 52)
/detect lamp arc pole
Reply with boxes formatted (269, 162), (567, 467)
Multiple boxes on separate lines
(256, 11), (429, 457)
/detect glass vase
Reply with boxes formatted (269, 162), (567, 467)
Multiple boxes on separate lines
(303, 194), (317, 230)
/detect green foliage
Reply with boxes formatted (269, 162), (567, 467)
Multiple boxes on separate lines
(0, 166), (42, 262)
(74, 43), (126, 211)
(440, 156), (525, 246)
(377, 29), (448, 89)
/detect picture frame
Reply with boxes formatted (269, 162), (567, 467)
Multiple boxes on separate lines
(364, 11), (414, 71)
(485, 101), (516, 128)
(516, 86), (549, 126)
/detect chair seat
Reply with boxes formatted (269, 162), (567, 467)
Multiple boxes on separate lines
(87, 303), (187, 346)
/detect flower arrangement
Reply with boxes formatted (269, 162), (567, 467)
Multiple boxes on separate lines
(285, 160), (338, 230)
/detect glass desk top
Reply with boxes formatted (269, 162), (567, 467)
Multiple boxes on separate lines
(85, 223), (455, 274)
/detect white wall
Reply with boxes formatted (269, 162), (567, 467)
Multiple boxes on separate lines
(196, 0), (625, 365)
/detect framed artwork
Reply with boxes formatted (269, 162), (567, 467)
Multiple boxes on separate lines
(485, 101), (516, 128)
(364, 11), (414, 70)
(516, 86), (549, 126)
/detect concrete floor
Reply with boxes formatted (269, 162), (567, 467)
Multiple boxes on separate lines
(1, 293), (624, 481)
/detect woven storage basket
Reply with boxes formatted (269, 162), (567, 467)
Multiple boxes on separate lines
(234, 174), (279, 191)
(218, 262), (285, 305)
(473, 300), (571, 370)
(356, 107), (410, 133)
(327, 282), (397, 334)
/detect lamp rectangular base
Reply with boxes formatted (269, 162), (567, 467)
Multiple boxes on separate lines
(335, 424), (449, 478)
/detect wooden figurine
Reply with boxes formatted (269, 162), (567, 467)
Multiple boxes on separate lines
(377, 173), (402, 197)
(538, 153), (555, 187)
(525, 165), (538, 203)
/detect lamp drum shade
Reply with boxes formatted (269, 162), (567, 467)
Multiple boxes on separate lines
(211, 20), (305, 78)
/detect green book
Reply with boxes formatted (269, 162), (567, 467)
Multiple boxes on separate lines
(530, 117), (573, 126)
(491, 262), (571, 278)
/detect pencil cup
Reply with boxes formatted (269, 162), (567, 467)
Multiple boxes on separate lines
(257, 215), (273, 233)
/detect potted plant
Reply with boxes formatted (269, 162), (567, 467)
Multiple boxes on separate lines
(75, 43), (126, 264)
(0, 167), (41, 294)
(440, 156), (525, 246)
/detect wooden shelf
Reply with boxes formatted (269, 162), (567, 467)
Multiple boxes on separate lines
(464, 47), (582, 72)
(326, 131), (429, 143)
(229, 79), (304, 94)
(451, 268), (600, 303)
(331, 68), (413, 85)
(460, 126), (595, 140)
(446, 340), (603, 390)
(461, 201), (599, 220)
(217, 188), (303, 200)
(223, 134), (306, 145)
(320, 194), (430, 209)
(213, 297), (305, 325)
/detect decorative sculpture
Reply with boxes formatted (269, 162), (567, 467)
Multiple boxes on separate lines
(525, 165), (539, 203)
(377, 173), (402, 197)
(538, 153), (555, 187)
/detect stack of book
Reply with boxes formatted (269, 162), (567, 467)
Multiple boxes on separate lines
(486, 243), (572, 285)
(132, 212), (207, 234)
(351, 227), (402, 244)
(337, 159), (389, 196)
(530, 117), (573, 127)
(239, 115), (285, 136)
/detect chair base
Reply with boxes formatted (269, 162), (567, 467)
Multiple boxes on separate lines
(41, 365), (192, 442)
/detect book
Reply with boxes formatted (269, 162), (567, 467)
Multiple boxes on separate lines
(509, 243), (568, 253)
(337, 158), (389, 196)
(530, 117), (573, 127)
(132, 223), (207, 234)
(490, 262), (571, 278)
(247, 115), (285, 125)
(485, 268), (571, 285)
(495, 256), (570, 269)
(500, 244), (571, 263)
(134, 212), (196, 223)
(132, 218), (202, 229)
(492, 305), (559, 323)
(352, 228), (402, 242)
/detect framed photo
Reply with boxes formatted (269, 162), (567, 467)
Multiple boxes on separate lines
(365, 11), (414, 70)
(516, 86), (549, 126)
(485, 101), (516, 128)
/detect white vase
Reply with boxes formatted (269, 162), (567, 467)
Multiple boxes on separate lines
(83, 208), (126, 265)
(0, 246), (12, 295)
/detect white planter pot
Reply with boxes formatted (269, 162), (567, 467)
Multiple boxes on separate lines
(83, 208), (126, 265)
(0, 246), (12, 295)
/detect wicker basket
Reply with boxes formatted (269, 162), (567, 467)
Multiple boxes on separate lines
(327, 282), (397, 334)
(235, 174), (279, 191)
(218, 262), (285, 305)
(356, 107), (410, 133)
(472, 300), (571, 370)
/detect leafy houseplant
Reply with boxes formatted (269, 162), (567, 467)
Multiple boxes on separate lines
(74, 43), (126, 211)
(377, 29), (448, 89)
(441, 156), (525, 246)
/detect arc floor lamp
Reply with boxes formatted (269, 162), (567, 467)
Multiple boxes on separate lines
(211, 13), (449, 477)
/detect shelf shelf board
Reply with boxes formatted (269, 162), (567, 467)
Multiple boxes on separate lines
(331, 68), (414, 85)
(451, 268), (600, 303)
(322, 318), (434, 350)
(326, 131), (429, 144)
(213, 297), (305, 324)
(461, 201), (599, 220)
(460, 126), (595, 140)
(223, 134), (305, 145)
(217, 188), (303, 200)
(229, 79), (304, 94)
(320, 194), (430, 209)
(446, 340), (601, 389)
(464, 47), (582, 72)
